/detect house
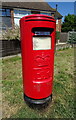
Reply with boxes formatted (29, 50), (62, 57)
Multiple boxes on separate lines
(1, 2), (63, 32)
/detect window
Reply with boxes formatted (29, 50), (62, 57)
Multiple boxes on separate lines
(0, 9), (2, 16)
(31, 11), (40, 14)
(0, 8), (11, 16)
(6, 9), (11, 16)
(40, 12), (51, 16)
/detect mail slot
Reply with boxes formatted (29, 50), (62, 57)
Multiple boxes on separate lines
(20, 14), (56, 104)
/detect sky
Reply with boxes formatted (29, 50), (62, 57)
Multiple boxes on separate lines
(47, 2), (75, 22)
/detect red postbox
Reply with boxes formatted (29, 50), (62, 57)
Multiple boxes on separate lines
(20, 14), (56, 104)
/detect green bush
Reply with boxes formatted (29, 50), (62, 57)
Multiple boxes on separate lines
(2, 26), (20, 40)
(56, 31), (60, 40)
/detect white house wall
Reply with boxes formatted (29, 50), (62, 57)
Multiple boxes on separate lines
(14, 9), (31, 26)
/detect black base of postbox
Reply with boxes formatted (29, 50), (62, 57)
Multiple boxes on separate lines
(24, 94), (52, 105)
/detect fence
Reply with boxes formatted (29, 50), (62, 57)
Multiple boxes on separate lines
(0, 40), (72, 57)
(0, 40), (21, 57)
(0, 31), (73, 57)
(68, 31), (76, 44)
(60, 32), (68, 43)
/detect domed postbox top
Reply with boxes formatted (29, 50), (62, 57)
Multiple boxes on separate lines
(20, 14), (56, 22)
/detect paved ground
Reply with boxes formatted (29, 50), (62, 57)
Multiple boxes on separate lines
(0, 54), (21, 59)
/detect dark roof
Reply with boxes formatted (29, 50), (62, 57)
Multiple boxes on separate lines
(55, 11), (63, 19)
(2, 2), (56, 12)
(2, 2), (62, 18)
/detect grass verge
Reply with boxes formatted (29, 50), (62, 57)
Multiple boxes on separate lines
(2, 48), (75, 118)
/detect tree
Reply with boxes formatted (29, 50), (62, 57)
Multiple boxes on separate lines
(61, 14), (76, 32)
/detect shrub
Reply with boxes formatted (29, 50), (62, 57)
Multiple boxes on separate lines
(2, 26), (20, 40)
(56, 31), (60, 40)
